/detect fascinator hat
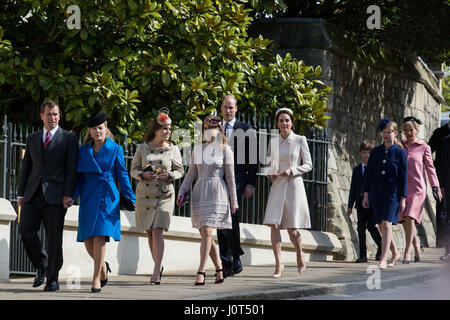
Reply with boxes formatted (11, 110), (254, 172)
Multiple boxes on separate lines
(88, 112), (107, 128)
(205, 115), (221, 127)
(378, 118), (390, 131)
(403, 116), (423, 125)
(205, 109), (221, 126)
(157, 107), (172, 126)
(275, 108), (294, 117)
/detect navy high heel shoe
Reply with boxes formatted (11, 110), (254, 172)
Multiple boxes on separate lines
(100, 261), (111, 287)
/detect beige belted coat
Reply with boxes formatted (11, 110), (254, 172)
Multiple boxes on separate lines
(263, 132), (312, 229)
(130, 143), (184, 232)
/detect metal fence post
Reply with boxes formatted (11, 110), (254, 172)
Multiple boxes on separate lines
(1, 116), (8, 198)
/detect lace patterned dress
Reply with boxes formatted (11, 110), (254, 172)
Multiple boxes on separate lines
(178, 142), (238, 229)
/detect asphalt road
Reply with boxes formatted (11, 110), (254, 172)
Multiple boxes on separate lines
(296, 268), (450, 300)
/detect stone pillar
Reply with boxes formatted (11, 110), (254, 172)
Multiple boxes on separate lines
(0, 198), (17, 281)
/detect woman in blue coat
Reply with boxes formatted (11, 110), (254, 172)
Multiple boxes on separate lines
(362, 118), (407, 270)
(73, 113), (136, 293)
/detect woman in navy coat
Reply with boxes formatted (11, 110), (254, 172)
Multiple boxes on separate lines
(73, 113), (136, 292)
(362, 118), (407, 269)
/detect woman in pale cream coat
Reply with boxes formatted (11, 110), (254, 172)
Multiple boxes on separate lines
(264, 108), (312, 277)
(130, 111), (184, 284)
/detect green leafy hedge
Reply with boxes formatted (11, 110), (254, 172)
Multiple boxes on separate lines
(0, 0), (332, 140)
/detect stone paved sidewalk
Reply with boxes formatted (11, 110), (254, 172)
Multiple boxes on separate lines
(0, 248), (448, 300)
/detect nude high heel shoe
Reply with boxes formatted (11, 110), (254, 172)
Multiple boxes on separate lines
(297, 252), (306, 274)
(387, 253), (400, 267)
(272, 265), (284, 278)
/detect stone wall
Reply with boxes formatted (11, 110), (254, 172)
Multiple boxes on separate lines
(326, 55), (442, 260)
(250, 18), (444, 261)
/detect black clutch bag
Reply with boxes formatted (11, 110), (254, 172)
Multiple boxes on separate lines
(120, 193), (135, 211)
(432, 187), (442, 203)
(139, 164), (155, 179)
(143, 165), (154, 173)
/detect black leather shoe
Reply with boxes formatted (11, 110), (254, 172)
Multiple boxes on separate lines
(414, 255), (421, 263)
(233, 258), (243, 275)
(375, 249), (382, 261)
(44, 281), (59, 292)
(32, 266), (46, 288)
(223, 266), (234, 278)
(355, 257), (368, 263)
(91, 287), (101, 293)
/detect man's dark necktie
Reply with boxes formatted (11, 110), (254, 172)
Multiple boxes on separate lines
(44, 131), (51, 148)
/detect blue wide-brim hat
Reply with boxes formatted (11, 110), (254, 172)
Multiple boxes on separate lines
(378, 118), (390, 131)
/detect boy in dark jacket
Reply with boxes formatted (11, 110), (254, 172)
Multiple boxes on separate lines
(347, 141), (382, 262)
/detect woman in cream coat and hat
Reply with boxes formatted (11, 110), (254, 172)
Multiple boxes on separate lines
(130, 110), (184, 284)
(264, 108), (312, 277)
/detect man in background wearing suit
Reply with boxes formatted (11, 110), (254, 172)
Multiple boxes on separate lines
(347, 141), (382, 262)
(438, 133), (450, 262)
(17, 100), (78, 291)
(429, 119), (450, 252)
(219, 95), (257, 277)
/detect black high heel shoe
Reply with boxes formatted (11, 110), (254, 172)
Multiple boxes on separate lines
(195, 271), (206, 286)
(91, 287), (101, 293)
(215, 269), (224, 284)
(414, 255), (421, 262)
(100, 261), (111, 287)
(150, 266), (164, 285)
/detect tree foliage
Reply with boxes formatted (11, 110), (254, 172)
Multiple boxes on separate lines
(0, 0), (332, 140)
(247, 0), (450, 67)
(443, 65), (450, 111)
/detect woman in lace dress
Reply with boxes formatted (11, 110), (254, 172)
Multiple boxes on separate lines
(178, 115), (238, 286)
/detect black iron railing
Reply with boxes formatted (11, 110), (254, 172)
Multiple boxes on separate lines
(1, 113), (328, 274)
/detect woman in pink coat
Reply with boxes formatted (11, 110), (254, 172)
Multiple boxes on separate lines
(400, 117), (442, 263)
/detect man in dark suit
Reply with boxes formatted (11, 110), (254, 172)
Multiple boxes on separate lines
(218, 95), (257, 277)
(438, 134), (450, 262)
(347, 141), (382, 262)
(429, 120), (450, 249)
(17, 100), (78, 291)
